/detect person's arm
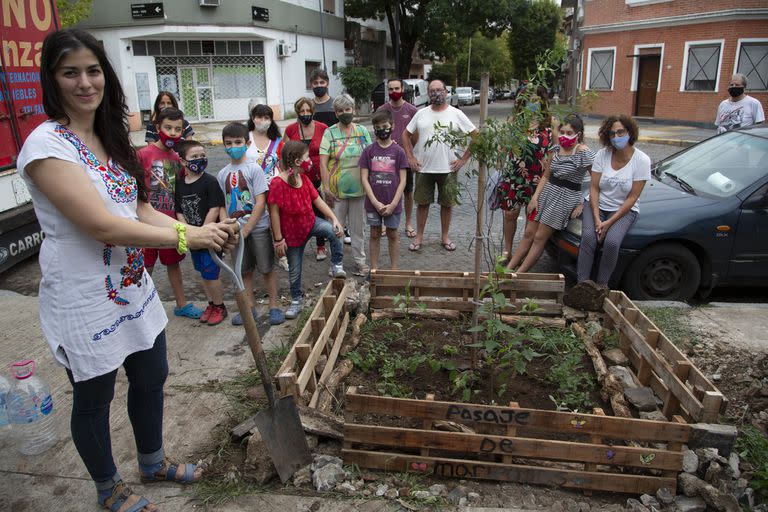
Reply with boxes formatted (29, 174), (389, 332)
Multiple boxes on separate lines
(755, 100), (766, 124)
(203, 207), (220, 225)
(319, 131), (336, 207)
(241, 192), (265, 238)
(360, 167), (383, 213)
(267, 202), (286, 257)
(26, 157), (234, 250)
(176, 212), (186, 223)
(588, 169), (602, 230)
(383, 168), (408, 216)
(450, 128), (479, 172)
(401, 128), (421, 171)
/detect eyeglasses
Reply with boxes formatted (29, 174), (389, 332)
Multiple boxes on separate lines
(608, 129), (628, 137)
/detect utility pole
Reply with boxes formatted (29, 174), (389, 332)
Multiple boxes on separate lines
(394, 4), (401, 77)
(466, 37), (472, 84)
(318, 0), (327, 69)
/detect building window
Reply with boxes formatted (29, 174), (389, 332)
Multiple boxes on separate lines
(587, 48), (615, 90)
(323, 0), (335, 14)
(736, 40), (768, 91)
(682, 41), (722, 92)
(305, 61), (321, 89)
(134, 40), (265, 57)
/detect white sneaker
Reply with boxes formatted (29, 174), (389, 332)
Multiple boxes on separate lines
(316, 246), (328, 261)
(285, 300), (302, 319)
(331, 264), (347, 278)
(343, 227), (352, 245)
(278, 256), (289, 271)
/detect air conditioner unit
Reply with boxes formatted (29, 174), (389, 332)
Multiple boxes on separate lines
(199, 0), (219, 7)
(277, 43), (291, 58)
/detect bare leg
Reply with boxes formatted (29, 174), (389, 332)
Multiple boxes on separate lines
(502, 207), (521, 256)
(369, 228), (381, 271)
(507, 218), (539, 269)
(262, 270), (279, 309)
(386, 227), (399, 269)
(440, 205), (452, 245)
(415, 204), (429, 245)
(404, 192), (414, 234)
(517, 224), (556, 273)
(201, 278), (224, 304)
(166, 263), (186, 308)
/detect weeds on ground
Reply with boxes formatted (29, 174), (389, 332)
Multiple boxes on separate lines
(736, 425), (768, 499)
(393, 281), (427, 318)
(640, 306), (693, 346)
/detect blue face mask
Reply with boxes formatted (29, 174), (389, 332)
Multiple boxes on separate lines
(611, 134), (630, 150)
(186, 157), (208, 173)
(225, 145), (248, 160)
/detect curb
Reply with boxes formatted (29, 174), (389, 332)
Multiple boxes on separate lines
(638, 136), (697, 148)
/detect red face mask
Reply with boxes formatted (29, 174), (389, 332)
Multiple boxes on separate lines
(389, 91), (403, 102)
(558, 133), (578, 148)
(158, 130), (181, 149)
(300, 159), (313, 174)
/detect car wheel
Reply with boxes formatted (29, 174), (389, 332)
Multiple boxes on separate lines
(623, 243), (701, 301)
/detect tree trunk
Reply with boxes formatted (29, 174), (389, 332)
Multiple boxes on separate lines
(316, 359), (353, 413)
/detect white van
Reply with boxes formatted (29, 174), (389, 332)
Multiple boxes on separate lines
(371, 78), (430, 110)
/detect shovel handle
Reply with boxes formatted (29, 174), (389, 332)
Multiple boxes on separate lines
(235, 288), (277, 407)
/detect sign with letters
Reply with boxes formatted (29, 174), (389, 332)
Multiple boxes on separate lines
(252, 6), (269, 22)
(131, 3), (165, 19)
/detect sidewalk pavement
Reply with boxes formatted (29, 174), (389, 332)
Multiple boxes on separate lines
(129, 114), (716, 149)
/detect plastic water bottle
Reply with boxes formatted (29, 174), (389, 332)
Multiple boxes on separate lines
(8, 360), (57, 454)
(0, 374), (10, 432)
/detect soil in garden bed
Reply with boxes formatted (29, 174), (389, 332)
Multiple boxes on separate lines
(344, 317), (611, 414)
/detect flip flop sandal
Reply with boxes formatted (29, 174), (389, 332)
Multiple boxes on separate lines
(408, 242), (421, 252)
(405, 227), (417, 238)
(441, 241), (457, 252)
(101, 481), (153, 512)
(140, 458), (200, 484)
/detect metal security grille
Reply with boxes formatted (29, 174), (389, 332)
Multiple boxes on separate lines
(589, 50), (614, 90)
(684, 44), (720, 91)
(737, 42), (768, 91)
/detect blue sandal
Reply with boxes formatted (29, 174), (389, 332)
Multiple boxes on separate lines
(101, 481), (153, 512)
(140, 458), (201, 484)
(173, 302), (203, 319)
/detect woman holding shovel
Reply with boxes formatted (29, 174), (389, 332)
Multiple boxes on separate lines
(17, 29), (237, 512)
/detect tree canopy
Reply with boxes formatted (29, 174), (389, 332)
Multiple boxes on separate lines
(56, 0), (93, 27)
(507, 0), (563, 79)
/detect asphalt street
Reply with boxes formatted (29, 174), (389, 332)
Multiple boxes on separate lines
(0, 102), (688, 306)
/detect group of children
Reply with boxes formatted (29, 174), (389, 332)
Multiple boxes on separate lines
(139, 102), (408, 326)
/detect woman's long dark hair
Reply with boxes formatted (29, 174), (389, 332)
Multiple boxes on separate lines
(150, 91), (179, 124)
(41, 29), (148, 202)
(247, 104), (281, 141)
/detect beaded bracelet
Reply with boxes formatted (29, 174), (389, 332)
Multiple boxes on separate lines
(173, 222), (188, 255)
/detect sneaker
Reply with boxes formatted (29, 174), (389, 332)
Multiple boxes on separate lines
(269, 308), (285, 325)
(285, 300), (303, 319)
(316, 246), (328, 261)
(174, 302), (203, 319)
(199, 303), (215, 323)
(278, 255), (290, 271)
(331, 264), (347, 278)
(231, 306), (257, 326)
(343, 227), (352, 245)
(207, 304), (228, 326)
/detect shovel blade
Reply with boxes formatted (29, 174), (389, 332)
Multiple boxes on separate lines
(253, 395), (312, 482)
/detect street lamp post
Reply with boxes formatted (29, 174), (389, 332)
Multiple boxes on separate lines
(466, 37), (472, 84)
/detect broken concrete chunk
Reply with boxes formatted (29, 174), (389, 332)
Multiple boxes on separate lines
(656, 487), (674, 505)
(624, 386), (658, 412)
(674, 496), (706, 512)
(639, 410), (667, 422)
(609, 365), (639, 389)
(682, 449), (699, 473)
(602, 348), (629, 366)
(689, 423), (738, 457)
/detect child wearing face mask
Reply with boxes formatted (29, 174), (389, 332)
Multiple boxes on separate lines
(359, 110), (408, 271)
(246, 103), (284, 183)
(174, 140), (228, 325)
(217, 122), (285, 327)
(137, 107), (203, 319)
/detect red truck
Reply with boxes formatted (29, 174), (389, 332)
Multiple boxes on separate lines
(0, 0), (59, 272)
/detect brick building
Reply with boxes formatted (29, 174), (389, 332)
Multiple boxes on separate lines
(575, 0), (768, 126)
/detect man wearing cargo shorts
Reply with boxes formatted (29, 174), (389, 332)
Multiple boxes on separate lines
(402, 80), (477, 252)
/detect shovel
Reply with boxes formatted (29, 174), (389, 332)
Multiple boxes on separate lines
(210, 237), (311, 482)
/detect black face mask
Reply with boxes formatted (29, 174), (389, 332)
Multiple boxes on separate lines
(313, 86), (328, 98)
(728, 86), (744, 98)
(298, 114), (313, 125)
(374, 127), (392, 140)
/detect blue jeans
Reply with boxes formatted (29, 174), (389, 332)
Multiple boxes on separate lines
(66, 331), (168, 484)
(286, 217), (344, 300)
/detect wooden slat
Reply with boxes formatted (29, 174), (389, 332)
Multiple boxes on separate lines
(504, 401), (519, 464)
(344, 392), (690, 443)
(604, 299), (704, 421)
(369, 297), (563, 316)
(308, 312), (350, 408)
(370, 270), (564, 280)
(343, 424), (682, 471)
(341, 449), (677, 495)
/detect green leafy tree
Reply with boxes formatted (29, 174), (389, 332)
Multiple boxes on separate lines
(338, 66), (378, 108)
(507, 0), (562, 79)
(455, 32), (513, 86)
(427, 62), (456, 87)
(57, 0), (93, 27)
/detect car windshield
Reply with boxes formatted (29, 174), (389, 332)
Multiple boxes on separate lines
(656, 130), (768, 198)
(457, 87), (471, 94)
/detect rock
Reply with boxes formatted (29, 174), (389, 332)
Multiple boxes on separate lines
(577, 502), (591, 512)
(682, 449), (699, 473)
(337, 482), (356, 494)
(624, 387), (659, 412)
(428, 484), (447, 496)
(312, 462), (345, 492)
(640, 410), (668, 422)
(467, 492), (481, 503)
(727, 452), (741, 479)
(362, 489), (371, 497)
(609, 365), (639, 389)
(520, 492), (536, 508)
(741, 487), (755, 509)
(446, 485), (469, 505)
(625, 498), (649, 512)
(679, 472), (706, 497)
(678, 472), (740, 512)
(305, 435), (319, 450)
(311, 454), (344, 470)
(674, 496), (706, 512)
(704, 461), (724, 485)
(398, 487), (410, 497)
(562, 498), (581, 512)
(639, 494), (660, 509)
(314, 355), (328, 375)
(375, 484), (388, 497)
(563, 280), (608, 311)
(292, 465), (312, 487)
(603, 348), (629, 366)
(688, 424), (738, 457)
(384, 488), (399, 500)
(695, 447), (726, 465)
(244, 430), (278, 484)
(458, 497), (467, 507)
(411, 490), (431, 500)
(656, 487), (674, 506)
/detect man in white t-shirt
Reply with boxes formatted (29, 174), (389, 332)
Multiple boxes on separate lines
(715, 73), (765, 134)
(401, 79), (477, 252)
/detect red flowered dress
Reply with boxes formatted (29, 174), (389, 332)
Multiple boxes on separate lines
(495, 128), (553, 210)
(268, 175), (319, 247)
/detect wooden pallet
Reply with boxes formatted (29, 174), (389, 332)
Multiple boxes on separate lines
(343, 388), (690, 495)
(603, 291), (726, 423)
(369, 269), (565, 316)
(275, 279), (352, 407)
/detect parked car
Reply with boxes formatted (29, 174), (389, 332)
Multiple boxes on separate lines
(370, 78), (430, 111)
(548, 125), (768, 301)
(445, 85), (460, 108)
(487, 88), (496, 103)
(456, 86), (474, 106)
(473, 89), (480, 103)
(497, 89), (511, 100)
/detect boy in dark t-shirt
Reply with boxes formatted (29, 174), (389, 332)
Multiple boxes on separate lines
(174, 140), (228, 326)
(359, 110), (408, 271)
